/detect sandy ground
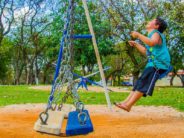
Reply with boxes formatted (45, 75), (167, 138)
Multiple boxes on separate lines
(0, 104), (184, 138)
(29, 85), (131, 93)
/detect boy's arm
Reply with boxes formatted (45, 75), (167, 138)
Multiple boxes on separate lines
(131, 31), (162, 47)
(128, 41), (146, 55)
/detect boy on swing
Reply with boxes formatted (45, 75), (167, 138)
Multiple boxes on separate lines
(114, 17), (171, 112)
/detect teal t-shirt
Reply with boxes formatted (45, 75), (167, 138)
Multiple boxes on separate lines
(145, 30), (171, 70)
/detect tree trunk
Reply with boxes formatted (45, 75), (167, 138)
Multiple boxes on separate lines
(177, 75), (184, 87)
(26, 67), (29, 84)
(118, 74), (121, 86)
(14, 78), (20, 85)
(87, 64), (94, 74)
(15, 65), (24, 85)
(28, 63), (34, 84)
(82, 65), (86, 76)
(43, 66), (49, 84)
(0, 35), (3, 46)
(35, 57), (39, 85)
(43, 71), (47, 84)
(112, 74), (116, 86)
(132, 71), (140, 86)
(106, 69), (119, 81)
(170, 74), (176, 86)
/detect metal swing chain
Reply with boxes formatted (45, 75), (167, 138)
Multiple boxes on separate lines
(53, 0), (87, 125)
(52, 0), (87, 125)
(52, 0), (76, 110)
(50, 0), (77, 108)
(39, 0), (75, 124)
(39, 0), (87, 125)
(46, 0), (74, 110)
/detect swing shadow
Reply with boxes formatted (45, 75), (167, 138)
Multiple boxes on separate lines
(59, 133), (90, 137)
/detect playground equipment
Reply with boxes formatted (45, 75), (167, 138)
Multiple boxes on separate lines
(73, 67), (113, 91)
(34, 0), (111, 136)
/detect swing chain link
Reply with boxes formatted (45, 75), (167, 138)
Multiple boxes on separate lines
(76, 102), (88, 125)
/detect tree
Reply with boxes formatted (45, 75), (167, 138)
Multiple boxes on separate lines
(0, 37), (13, 84)
(0, 0), (15, 46)
(105, 42), (133, 86)
(163, 0), (184, 86)
(12, 0), (53, 84)
(73, 1), (114, 76)
(0, 0), (15, 84)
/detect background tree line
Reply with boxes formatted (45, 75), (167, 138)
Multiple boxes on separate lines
(0, 0), (183, 86)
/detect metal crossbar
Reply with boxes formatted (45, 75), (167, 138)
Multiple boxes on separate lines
(72, 34), (92, 39)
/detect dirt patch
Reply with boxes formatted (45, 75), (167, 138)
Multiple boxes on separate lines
(29, 85), (131, 93)
(0, 104), (184, 138)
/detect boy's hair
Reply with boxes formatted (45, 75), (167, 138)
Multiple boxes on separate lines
(155, 17), (167, 33)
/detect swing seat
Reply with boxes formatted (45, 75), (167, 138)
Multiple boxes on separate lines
(34, 110), (65, 135)
(159, 66), (173, 79)
(34, 104), (73, 135)
(66, 110), (93, 136)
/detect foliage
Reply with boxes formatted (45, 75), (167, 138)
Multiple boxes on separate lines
(163, 0), (184, 86)
(0, 0), (183, 85)
(73, 1), (114, 75)
(0, 38), (13, 84)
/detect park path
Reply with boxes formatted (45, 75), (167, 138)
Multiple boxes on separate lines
(29, 85), (131, 92)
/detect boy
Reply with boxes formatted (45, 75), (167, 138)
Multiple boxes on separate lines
(114, 17), (171, 112)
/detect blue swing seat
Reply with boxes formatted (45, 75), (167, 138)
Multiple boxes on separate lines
(159, 66), (173, 79)
(66, 110), (93, 136)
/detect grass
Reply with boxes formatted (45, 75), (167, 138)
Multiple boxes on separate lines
(0, 85), (183, 112)
(0, 85), (49, 105)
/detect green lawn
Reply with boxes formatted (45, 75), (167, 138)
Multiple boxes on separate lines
(0, 85), (183, 112)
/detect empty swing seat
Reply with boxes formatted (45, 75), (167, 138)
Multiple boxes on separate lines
(66, 110), (93, 136)
(71, 34), (92, 39)
(34, 110), (65, 135)
(34, 104), (73, 135)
